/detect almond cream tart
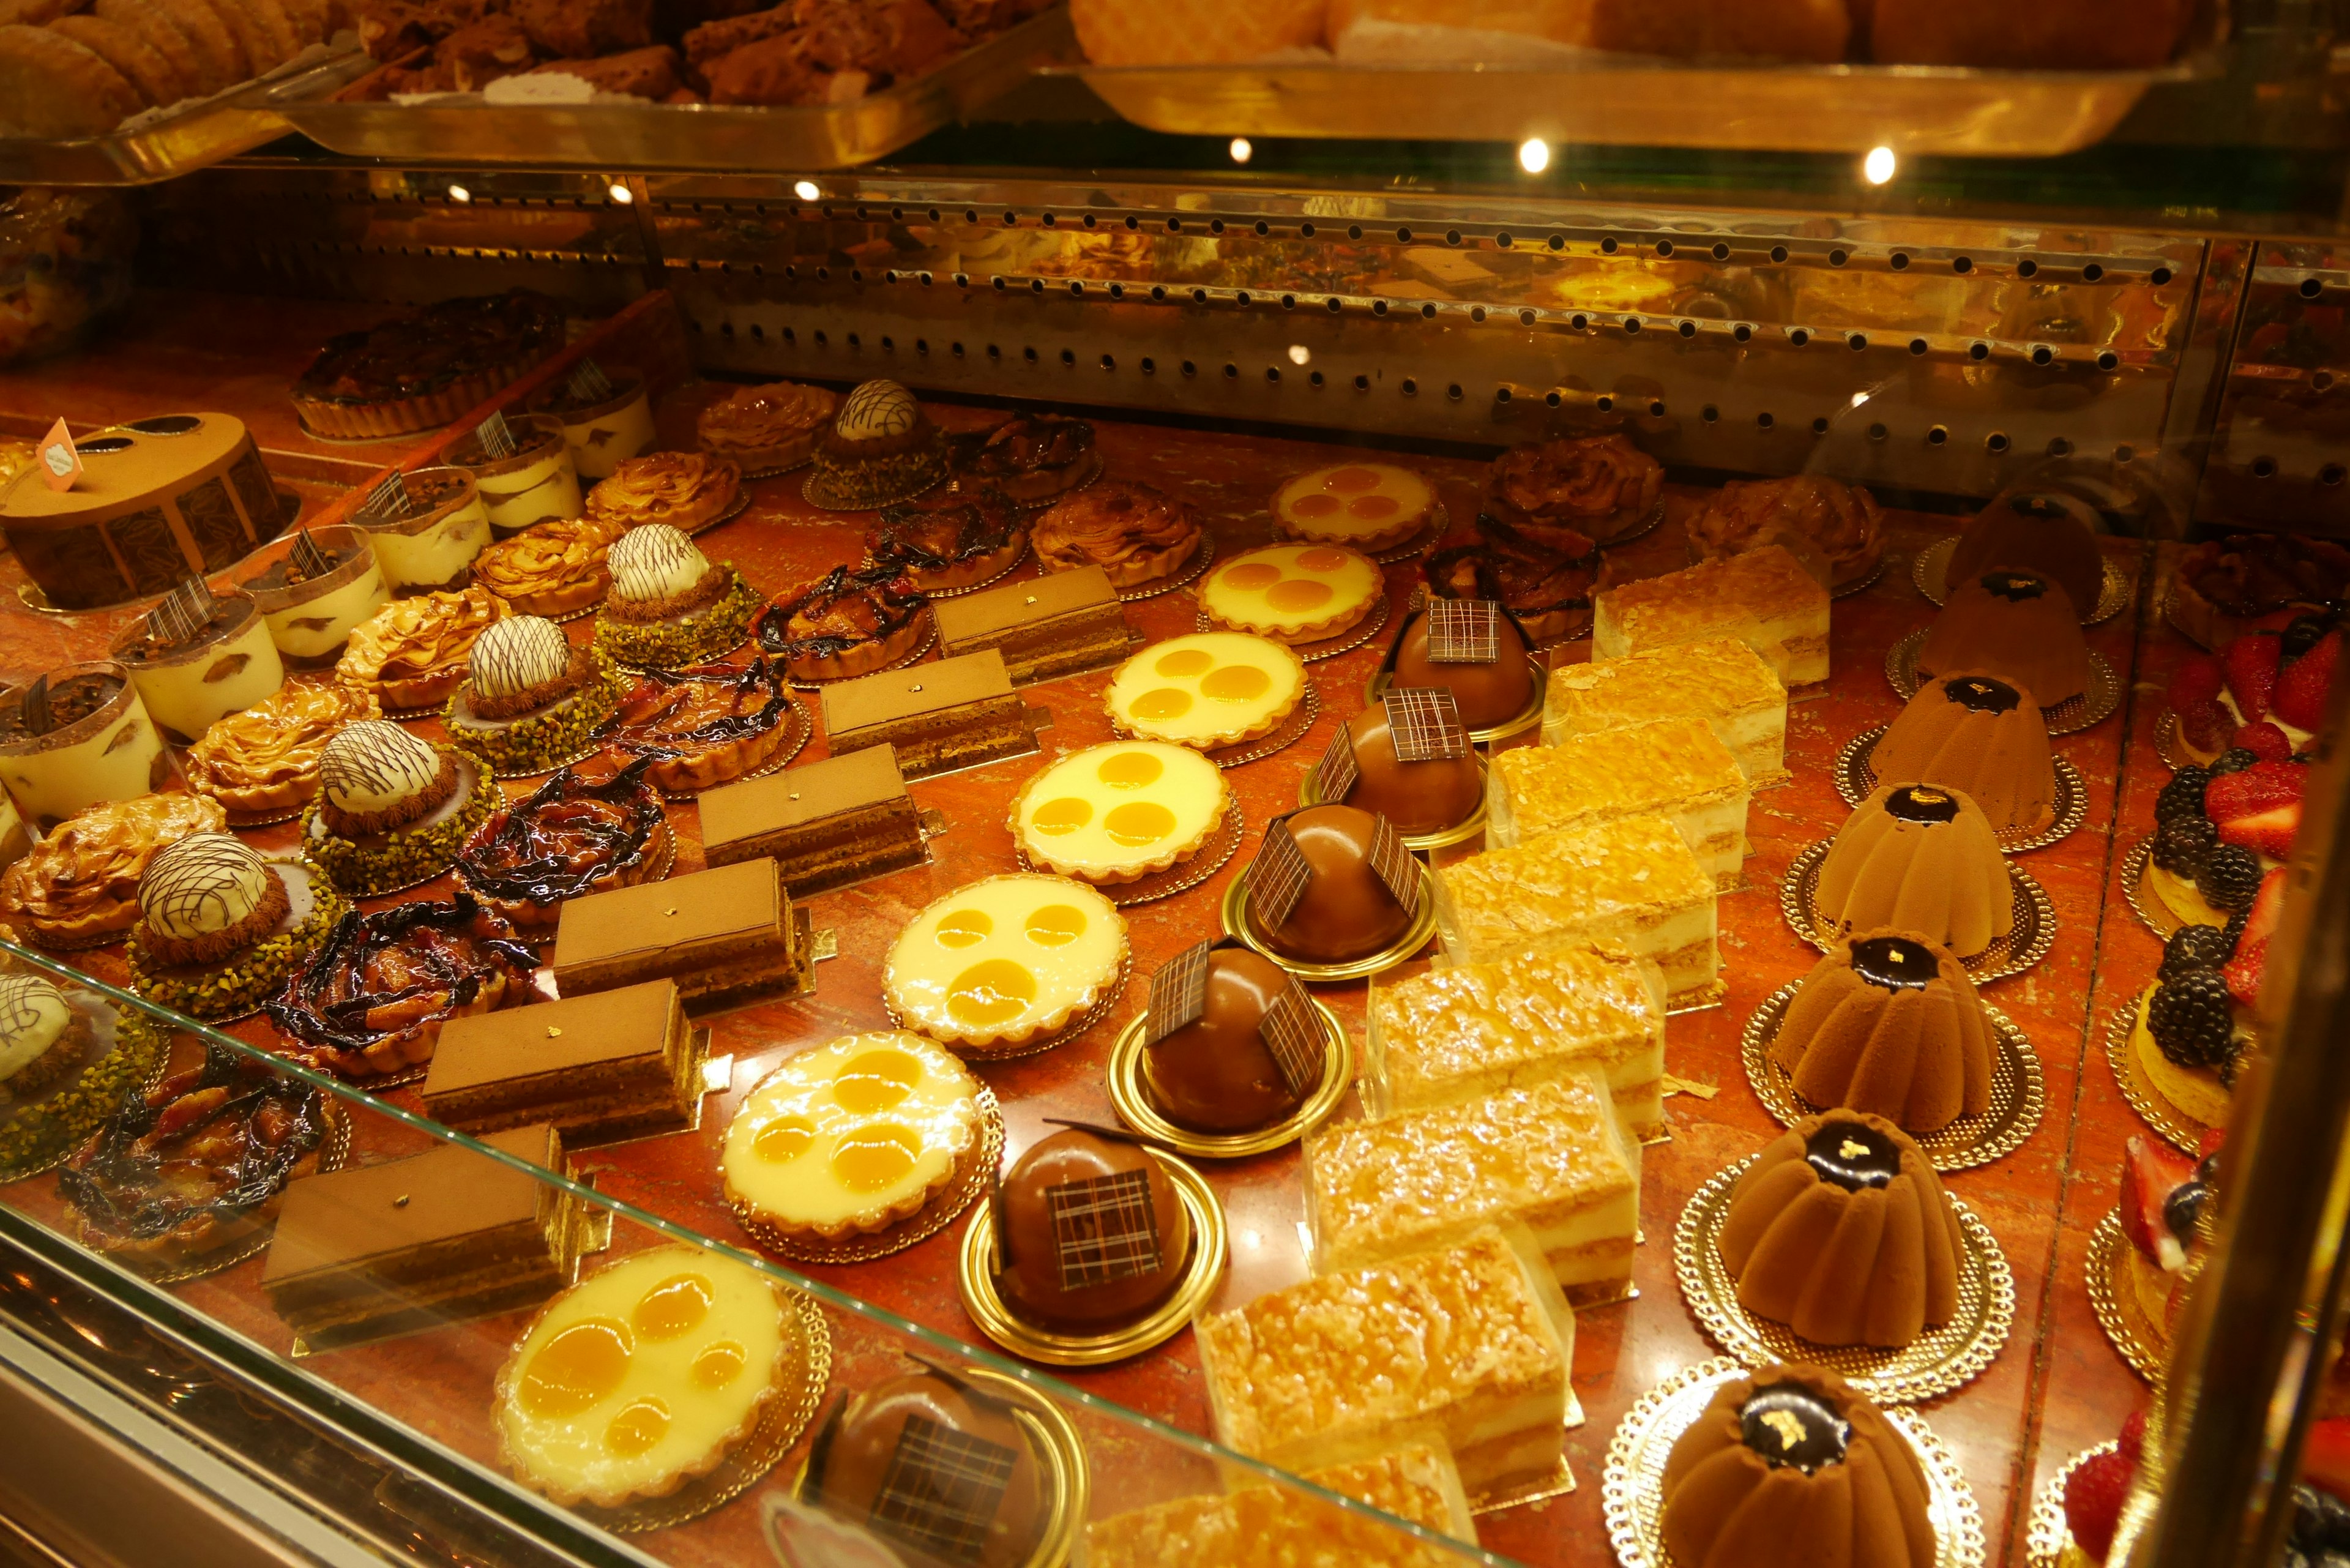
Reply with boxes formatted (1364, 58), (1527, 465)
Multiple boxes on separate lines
(1010, 741), (1230, 884)
(883, 874), (1128, 1051)
(1273, 463), (1436, 553)
(493, 1244), (797, 1509)
(184, 680), (381, 819)
(1198, 542), (1385, 644)
(1104, 632), (1305, 750)
(444, 616), (624, 776)
(303, 720), (497, 897)
(594, 525), (760, 670)
(586, 452), (742, 536)
(125, 834), (345, 1021)
(721, 1031), (983, 1244)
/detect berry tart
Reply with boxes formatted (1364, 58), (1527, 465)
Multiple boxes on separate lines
(303, 720), (498, 897)
(2146, 752), (2306, 929)
(336, 586), (508, 712)
(442, 616), (624, 777)
(2116, 1130), (2222, 1362)
(696, 379), (839, 473)
(2166, 608), (2339, 765)
(608, 657), (798, 792)
(184, 681), (381, 823)
(2170, 531), (2350, 649)
(126, 834), (345, 1021)
(2051, 1408), (2152, 1566)
(1423, 513), (1602, 645)
(950, 411), (1100, 504)
(593, 525), (760, 670)
(456, 756), (673, 933)
(755, 562), (930, 682)
(2135, 878), (2284, 1129)
(806, 379), (950, 510)
(0, 793), (226, 950)
(1032, 482), (1203, 589)
(867, 489), (1029, 593)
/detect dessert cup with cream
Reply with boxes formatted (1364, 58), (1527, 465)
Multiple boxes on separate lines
(0, 662), (170, 830)
(108, 590), (286, 745)
(531, 368), (655, 480)
(239, 526), (390, 669)
(356, 467), (493, 595)
(449, 414), (585, 536)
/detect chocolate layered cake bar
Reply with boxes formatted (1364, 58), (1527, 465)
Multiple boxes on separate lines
(929, 566), (1137, 685)
(422, 979), (699, 1143)
(699, 744), (928, 895)
(549, 858), (809, 1008)
(818, 649), (1041, 780)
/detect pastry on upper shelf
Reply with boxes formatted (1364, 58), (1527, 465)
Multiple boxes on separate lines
(952, 411), (1099, 504)
(1594, 545), (1830, 685)
(1917, 569), (2091, 707)
(493, 1245), (799, 1509)
(1484, 433), (1663, 547)
(1274, 462), (1436, 554)
(303, 720), (497, 897)
(1685, 474), (1886, 589)
(695, 379), (839, 473)
(1816, 783), (2011, 958)
(584, 451), (742, 535)
(868, 489), (1028, 593)
(2170, 532), (2350, 651)
(807, 379), (950, 509)
(269, 892), (539, 1080)
(290, 290), (565, 441)
(127, 834), (344, 1021)
(1769, 930), (1993, 1135)
(1139, 936), (1324, 1135)
(1198, 542), (1384, 646)
(1423, 513), (1601, 645)
(1876, 670), (2056, 836)
(473, 511), (628, 618)
(1072, 0), (1320, 63)
(883, 873), (1128, 1051)
(1945, 491), (2105, 619)
(803, 1365), (1048, 1568)
(185, 680), (380, 821)
(989, 1125), (1192, 1332)
(61, 1042), (334, 1271)
(1660, 1363), (1936, 1568)
(336, 585), (508, 712)
(1032, 481), (1203, 589)
(1103, 631), (1305, 751)
(457, 756), (672, 932)
(1011, 740), (1230, 885)
(753, 562), (930, 682)
(0, 974), (87, 1108)
(691, 0), (964, 106)
(1315, 687), (1480, 837)
(0, 792), (225, 950)
(594, 524), (759, 670)
(1719, 1111), (1962, 1348)
(721, 1030), (983, 1243)
(1244, 804), (1420, 966)
(1871, 0), (2191, 68)
(608, 657), (796, 792)
(443, 615), (624, 776)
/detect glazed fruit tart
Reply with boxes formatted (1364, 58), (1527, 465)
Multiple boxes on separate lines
(607, 657), (797, 793)
(755, 562), (930, 682)
(586, 452), (742, 534)
(950, 411), (1099, 504)
(290, 290), (565, 441)
(455, 757), (674, 932)
(868, 489), (1029, 593)
(1032, 481), (1201, 588)
(696, 379), (839, 473)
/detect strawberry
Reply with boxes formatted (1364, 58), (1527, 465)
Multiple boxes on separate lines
(2274, 629), (2341, 732)
(2225, 936), (2267, 1010)
(2121, 1135), (2196, 1269)
(2065, 1448), (2139, 1562)
(2244, 866), (2291, 949)
(2226, 632), (2283, 722)
(2118, 1409), (2147, 1463)
(2232, 720), (2295, 762)
(2304, 1417), (2350, 1503)
(2217, 802), (2300, 860)
(2178, 698), (2232, 752)
(2168, 655), (2225, 711)
(2205, 760), (2307, 823)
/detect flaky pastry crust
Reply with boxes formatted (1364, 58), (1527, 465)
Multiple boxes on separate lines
(0, 794), (228, 946)
(336, 587), (508, 710)
(474, 513), (628, 616)
(696, 381), (838, 470)
(586, 452), (742, 533)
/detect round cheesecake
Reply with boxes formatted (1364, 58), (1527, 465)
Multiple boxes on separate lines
(884, 875), (1128, 1051)
(1011, 741), (1230, 884)
(1198, 542), (1384, 644)
(1103, 632), (1305, 751)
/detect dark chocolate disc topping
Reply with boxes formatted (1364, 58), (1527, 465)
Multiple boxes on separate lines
(1942, 674), (2022, 714)
(1739, 1383), (1851, 1473)
(1805, 1119), (1903, 1192)
(1884, 785), (1961, 824)
(1978, 570), (2050, 602)
(1850, 935), (1939, 991)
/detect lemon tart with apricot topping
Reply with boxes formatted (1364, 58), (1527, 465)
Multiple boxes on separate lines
(1198, 542), (1384, 644)
(883, 875), (1127, 1052)
(1011, 741), (1229, 884)
(1273, 463), (1435, 553)
(1103, 632), (1305, 751)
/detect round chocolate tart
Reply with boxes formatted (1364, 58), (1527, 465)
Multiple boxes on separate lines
(1388, 601), (1535, 730)
(802, 1368), (1046, 1568)
(991, 1127), (1192, 1334)
(1251, 804), (1416, 965)
(1140, 944), (1311, 1134)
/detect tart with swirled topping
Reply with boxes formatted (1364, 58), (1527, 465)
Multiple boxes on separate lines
(337, 586), (509, 711)
(586, 452), (742, 536)
(185, 681), (382, 819)
(456, 757), (673, 931)
(475, 512), (629, 618)
(868, 490), (1028, 594)
(696, 380), (840, 474)
(755, 563), (930, 682)
(127, 834), (345, 1021)
(608, 658), (797, 793)
(1033, 482), (1202, 589)
(0, 793), (228, 950)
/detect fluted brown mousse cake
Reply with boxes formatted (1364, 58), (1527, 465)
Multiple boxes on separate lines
(753, 562), (930, 682)
(1488, 715), (1750, 886)
(302, 721), (497, 897)
(550, 857), (808, 1008)
(1434, 813), (1720, 1004)
(442, 616), (624, 777)
(1593, 544), (1830, 685)
(931, 566), (1136, 685)
(1542, 637), (1789, 786)
(422, 978), (701, 1144)
(1305, 1067), (1640, 1294)
(1365, 945), (1667, 1133)
(267, 893), (539, 1080)
(262, 1124), (587, 1350)
(1085, 1446), (1476, 1568)
(1195, 1226), (1573, 1498)
(699, 744), (927, 894)
(819, 649), (1039, 781)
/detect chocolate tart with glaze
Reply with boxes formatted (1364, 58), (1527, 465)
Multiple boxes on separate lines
(126, 836), (348, 1022)
(608, 657), (799, 793)
(442, 619), (625, 777)
(266, 892), (540, 1081)
(303, 725), (499, 898)
(950, 413), (1100, 506)
(456, 756), (673, 932)
(291, 291), (564, 442)
(755, 563), (931, 682)
(870, 489), (1030, 593)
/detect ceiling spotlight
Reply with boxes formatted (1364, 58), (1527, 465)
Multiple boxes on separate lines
(793, 179), (821, 201)
(447, 184), (471, 203)
(608, 182), (634, 204)
(1229, 136), (1253, 165)
(1287, 345), (1310, 365)
(1862, 146), (1897, 185)
(1518, 138), (1550, 175)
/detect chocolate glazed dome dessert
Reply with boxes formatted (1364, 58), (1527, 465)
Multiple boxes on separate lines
(1321, 689), (1482, 837)
(1247, 804), (1418, 965)
(992, 1126), (1192, 1333)
(803, 1366), (1045, 1568)
(1916, 568), (2092, 706)
(1769, 930), (1994, 1135)
(1719, 1111), (1963, 1349)
(1140, 941), (1317, 1133)
(1816, 783), (2013, 959)
(1387, 599), (1533, 730)
(1947, 490), (2105, 619)
(1874, 670), (2056, 835)
(1661, 1362), (1937, 1568)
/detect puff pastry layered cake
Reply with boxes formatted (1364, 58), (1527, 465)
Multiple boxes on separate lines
(1593, 544), (1830, 685)
(1010, 741), (1230, 884)
(1198, 542), (1384, 645)
(1105, 632), (1305, 750)
(1086, 1445), (1476, 1568)
(185, 680), (380, 819)
(1272, 463), (1435, 553)
(1488, 715), (1750, 886)
(1541, 637), (1788, 786)
(882, 874), (1128, 1051)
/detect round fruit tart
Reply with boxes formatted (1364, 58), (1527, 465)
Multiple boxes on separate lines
(184, 680), (381, 821)
(456, 756), (673, 932)
(125, 834), (345, 1021)
(1484, 433), (1663, 547)
(1010, 741), (1231, 884)
(696, 379), (838, 474)
(1032, 481), (1201, 589)
(336, 585), (508, 712)
(586, 452), (742, 535)
(882, 873), (1128, 1052)
(442, 615), (625, 777)
(1198, 541), (1384, 644)
(0, 792), (227, 950)
(594, 525), (761, 670)
(608, 657), (797, 793)
(755, 562), (930, 682)
(1103, 632), (1306, 751)
(1273, 463), (1436, 553)
(474, 512), (629, 618)
(950, 412), (1100, 504)
(868, 490), (1028, 593)
(303, 721), (498, 897)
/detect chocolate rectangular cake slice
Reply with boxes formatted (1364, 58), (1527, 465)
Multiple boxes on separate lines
(699, 744), (928, 895)
(262, 1123), (583, 1348)
(422, 977), (700, 1142)
(549, 857), (808, 1007)
(819, 649), (1042, 780)
(930, 566), (1137, 685)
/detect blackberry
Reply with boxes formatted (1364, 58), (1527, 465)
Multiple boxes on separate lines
(2155, 766), (2212, 824)
(2196, 1150), (2222, 1185)
(2147, 972), (2235, 1069)
(2223, 907), (2250, 952)
(2292, 1487), (2350, 1555)
(2220, 1042), (2247, 1090)
(2164, 1179), (2209, 1245)
(2210, 747), (2262, 777)
(2285, 614), (2333, 660)
(2160, 924), (2236, 979)
(2150, 814), (2218, 876)
(2198, 844), (2264, 911)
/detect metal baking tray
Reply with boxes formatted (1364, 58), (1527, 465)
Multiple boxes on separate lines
(0, 45), (373, 186)
(282, 7), (1073, 171)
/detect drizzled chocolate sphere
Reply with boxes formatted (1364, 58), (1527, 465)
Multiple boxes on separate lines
(1141, 946), (1307, 1133)
(1255, 804), (1414, 965)
(805, 1368), (1044, 1568)
(994, 1127), (1190, 1332)
(1389, 607), (1532, 729)
(1334, 701), (1481, 836)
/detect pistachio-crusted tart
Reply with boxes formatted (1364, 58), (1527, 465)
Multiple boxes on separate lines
(807, 379), (950, 510)
(0, 991), (158, 1178)
(127, 834), (346, 1021)
(594, 525), (760, 670)
(0, 974), (87, 1108)
(184, 680), (381, 819)
(754, 562), (930, 682)
(608, 657), (797, 792)
(457, 757), (673, 932)
(302, 720), (497, 897)
(266, 892), (539, 1081)
(443, 616), (624, 776)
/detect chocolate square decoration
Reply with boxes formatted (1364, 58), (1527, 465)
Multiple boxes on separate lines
(474, 409), (515, 461)
(1247, 815), (1314, 932)
(357, 472), (412, 523)
(19, 674), (50, 738)
(1366, 812), (1422, 918)
(1143, 938), (1214, 1048)
(1310, 721), (1359, 805)
(1259, 979), (1323, 1098)
(147, 574), (215, 646)
(1426, 599), (1502, 664)
(289, 528), (335, 581)
(567, 358), (614, 404)
(1046, 1167), (1163, 1289)
(867, 1413), (1020, 1564)
(1382, 687), (1468, 761)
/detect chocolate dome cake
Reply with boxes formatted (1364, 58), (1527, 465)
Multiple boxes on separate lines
(1916, 569), (2091, 707)
(1816, 783), (2013, 958)
(1316, 689), (1482, 837)
(1769, 930), (1994, 1135)
(1874, 670), (2057, 835)
(1946, 490), (2105, 619)
(1245, 804), (1420, 965)
(1660, 1363), (1936, 1568)
(1141, 939), (1319, 1134)
(993, 1126), (1192, 1332)
(1387, 599), (1533, 730)
(1719, 1111), (1963, 1348)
